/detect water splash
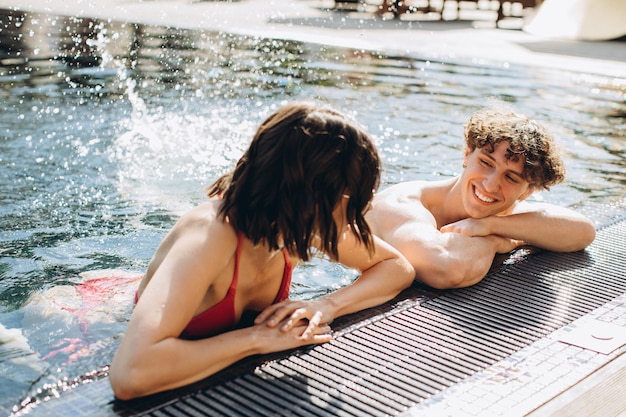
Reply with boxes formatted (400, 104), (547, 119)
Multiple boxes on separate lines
(109, 76), (258, 211)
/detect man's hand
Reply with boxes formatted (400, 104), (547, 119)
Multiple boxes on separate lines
(486, 234), (525, 254)
(440, 217), (491, 237)
(441, 218), (524, 254)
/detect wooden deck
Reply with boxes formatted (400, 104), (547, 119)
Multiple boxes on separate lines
(527, 352), (626, 417)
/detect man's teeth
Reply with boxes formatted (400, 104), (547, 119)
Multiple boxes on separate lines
(475, 188), (495, 203)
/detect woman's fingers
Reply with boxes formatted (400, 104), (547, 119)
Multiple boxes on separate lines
(254, 303), (280, 325)
(309, 333), (333, 344)
(300, 311), (323, 339)
(254, 321), (332, 354)
(256, 300), (330, 337)
(292, 322), (332, 343)
(280, 307), (309, 332)
(255, 301), (300, 327)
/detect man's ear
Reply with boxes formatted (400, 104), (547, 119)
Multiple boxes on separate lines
(462, 147), (472, 168)
(518, 187), (534, 201)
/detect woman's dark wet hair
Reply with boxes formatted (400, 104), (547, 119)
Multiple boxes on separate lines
(207, 102), (381, 262)
(464, 102), (565, 190)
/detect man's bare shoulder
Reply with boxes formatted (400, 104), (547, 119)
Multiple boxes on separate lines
(376, 180), (421, 198)
(367, 179), (451, 235)
(375, 179), (451, 206)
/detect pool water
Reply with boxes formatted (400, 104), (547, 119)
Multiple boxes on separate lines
(0, 8), (624, 412)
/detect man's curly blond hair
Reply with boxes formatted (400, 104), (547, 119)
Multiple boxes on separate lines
(464, 102), (565, 190)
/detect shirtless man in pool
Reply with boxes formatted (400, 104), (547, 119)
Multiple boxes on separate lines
(365, 103), (596, 289)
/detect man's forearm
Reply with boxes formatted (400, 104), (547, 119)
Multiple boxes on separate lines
(488, 209), (595, 252)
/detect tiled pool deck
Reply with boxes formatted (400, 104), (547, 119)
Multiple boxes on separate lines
(405, 293), (626, 416)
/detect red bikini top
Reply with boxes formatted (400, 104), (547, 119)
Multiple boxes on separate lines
(179, 232), (293, 339)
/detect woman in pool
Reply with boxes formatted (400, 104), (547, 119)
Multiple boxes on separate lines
(109, 101), (414, 400)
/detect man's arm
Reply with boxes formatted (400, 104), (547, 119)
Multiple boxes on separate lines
(441, 202), (596, 252)
(366, 181), (526, 289)
(367, 194), (518, 289)
(386, 221), (519, 289)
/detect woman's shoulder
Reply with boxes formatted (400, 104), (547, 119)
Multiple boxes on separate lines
(176, 200), (221, 226)
(174, 200), (237, 245)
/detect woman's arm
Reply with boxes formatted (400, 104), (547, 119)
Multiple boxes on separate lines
(110, 317), (330, 400)
(255, 232), (414, 336)
(321, 234), (415, 317)
(109, 216), (329, 400)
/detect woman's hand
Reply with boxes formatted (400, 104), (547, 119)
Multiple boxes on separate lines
(254, 299), (334, 339)
(251, 318), (332, 355)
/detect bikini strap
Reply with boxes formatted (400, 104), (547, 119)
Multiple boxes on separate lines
(282, 248), (292, 272)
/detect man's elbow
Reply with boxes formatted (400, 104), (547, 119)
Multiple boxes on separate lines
(560, 220), (596, 252)
(578, 221), (596, 250)
(413, 261), (479, 290)
(401, 246), (480, 290)
(398, 258), (417, 290)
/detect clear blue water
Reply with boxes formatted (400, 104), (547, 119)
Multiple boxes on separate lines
(0, 8), (624, 412)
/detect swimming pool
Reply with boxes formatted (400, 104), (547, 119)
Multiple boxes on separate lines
(0, 7), (624, 412)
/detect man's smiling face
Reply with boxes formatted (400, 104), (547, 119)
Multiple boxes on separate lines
(461, 141), (533, 219)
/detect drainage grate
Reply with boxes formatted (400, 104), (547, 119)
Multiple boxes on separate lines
(16, 217), (626, 416)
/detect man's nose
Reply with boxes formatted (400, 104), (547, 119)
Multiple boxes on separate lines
(483, 173), (500, 193)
